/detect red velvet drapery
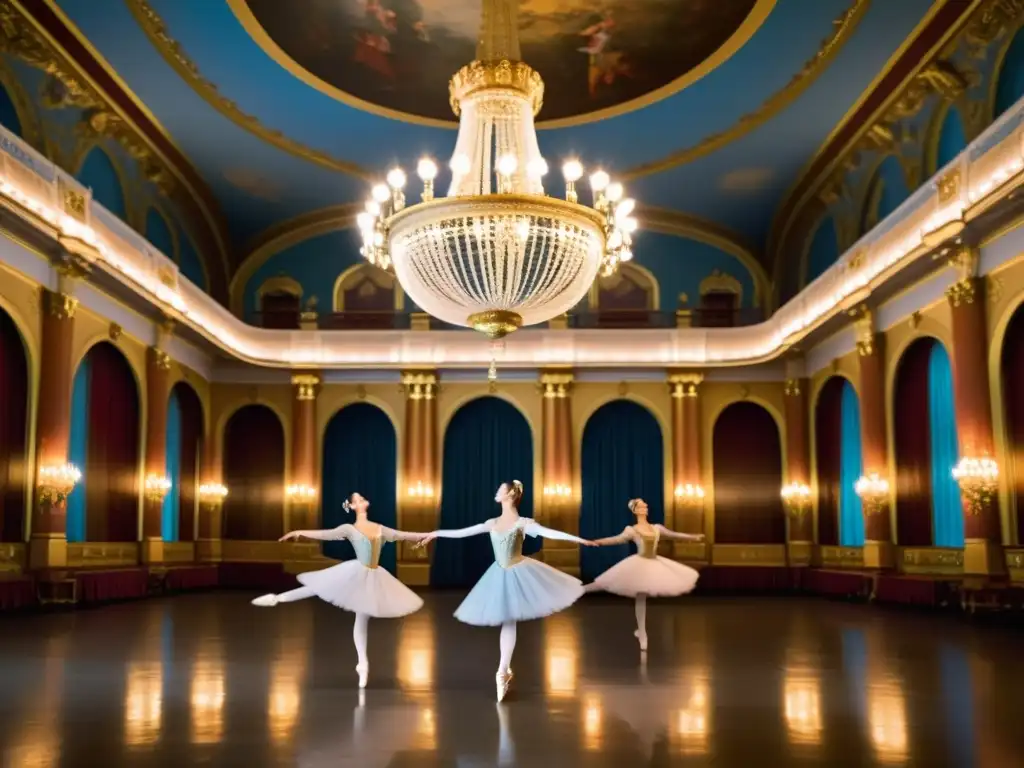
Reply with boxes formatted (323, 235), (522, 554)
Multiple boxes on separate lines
(815, 378), (844, 547)
(84, 342), (140, 542)
(712, 402), (785, 544)
(894, 338), (934, 546)
(1003, 307), (1024, 543)
(0, 307), (28, 542)
(223, 405), (285, 541)
(174, 382), (203, 541)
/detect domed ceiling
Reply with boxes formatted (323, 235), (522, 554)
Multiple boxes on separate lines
(25, 0), (950, 295)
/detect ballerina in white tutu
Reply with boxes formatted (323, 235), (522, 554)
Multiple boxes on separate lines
(587, 498), (703, 651)
(251, 492), (427, 688)
(417, 480), (595, 701)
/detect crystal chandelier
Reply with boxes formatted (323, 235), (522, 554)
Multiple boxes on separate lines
(357, 0), (638, 339)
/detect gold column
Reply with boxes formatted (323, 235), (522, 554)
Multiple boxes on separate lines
(540, 372), (576, 573)
(141, 343), (173, 565)
(196, 432), (223, 563)
(669, 373), (706, 560)
(399, 371), (438, 585)
(782, 376), (813, 566)
(288, 374), (320, 534)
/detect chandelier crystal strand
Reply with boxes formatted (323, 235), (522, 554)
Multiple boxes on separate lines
(359, 0), (640, 338)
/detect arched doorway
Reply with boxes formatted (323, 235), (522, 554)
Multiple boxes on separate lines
(893, 338), (962, 547)
(815, 378), (864, 546)
(321, 403), (398, 572)
(67, 342), (141, 542)
(580, 399), (664, 582)
(712, 402), (784, 544)
(163, 382), (203, 542)
(432, 397), (534, 588)
(1000, 304), (1024, 542)
(222, 405), (285, 540)
(0, 306), (28, 542)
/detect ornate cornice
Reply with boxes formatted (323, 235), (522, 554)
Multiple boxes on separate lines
(6, 0), (233, 299)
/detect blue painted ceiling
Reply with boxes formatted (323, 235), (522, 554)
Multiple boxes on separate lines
(46, 0), (933, 275)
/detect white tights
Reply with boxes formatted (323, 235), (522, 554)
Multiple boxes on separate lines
(498, 621), (517, 675)
(635, 594), (647, 639)
(274, 587), (369, 669)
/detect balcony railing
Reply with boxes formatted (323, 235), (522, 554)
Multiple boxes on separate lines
(249, 311), (414, 330)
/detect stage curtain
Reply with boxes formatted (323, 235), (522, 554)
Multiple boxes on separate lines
(431, 397), (535, 588)
(839, 380), (865, 546)
(895, 339), (934, 546)
(84, 343), (140, 542)
(67, 355), (90, 543)
(321, 403), (398, 573)
(1003, 306), (1024, 543)
(814, 378), (843, 546)
(712, 402), (785, 544)
(928, 343), (963, 547)
(0, 307), (27, 542)
(223, 405), (285, 541)
(162, 389), (182, 542)
(175, 384), (202, 542)
(579, 399), (664, 583)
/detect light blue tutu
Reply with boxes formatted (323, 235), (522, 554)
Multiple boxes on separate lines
(453, 520), (584, 626)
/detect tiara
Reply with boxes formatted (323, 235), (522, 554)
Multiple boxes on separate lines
(342, 499), (352, 513)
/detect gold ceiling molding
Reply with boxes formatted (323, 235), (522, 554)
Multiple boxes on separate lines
(637, 204), (769, 307)
(226, 0), (776, 131)
(229, 202), (361, 316)
(0, 0), (232, 294)
(126, 0), (370, 180)
(623, 0), (870, 180)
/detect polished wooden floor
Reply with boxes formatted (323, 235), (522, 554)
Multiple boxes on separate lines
(1, 591), (1022, 767)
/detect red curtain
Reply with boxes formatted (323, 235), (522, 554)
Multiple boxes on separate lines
(815, 378), (844, 546)
(894, 338), (933, 546)
(174, 382), (203, 542)
(223, 405), (285, 541)
(0, 308), (28, 542)
(84, 343), (140, 542)
(1003, 307), (1024, 543)
(713, 402), (786, 544)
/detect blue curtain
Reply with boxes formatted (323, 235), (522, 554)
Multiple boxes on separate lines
(580, 400), (664, 583)
(928, 343), (963, 547)
(805, 215), (840, 286)
(936, 108), (968, 170)
(162, 389), (182, 542)
(995, 28), (1024, 118)
(431, 397), (535, 588)
(0, 84), (22, 138)
(839, 381), (865, 546)
(321, 403), (399, 572)
(878, 156), (911, 221)
(66, 356), (90, 543)
(76, 147), (127, 220)
(145, 208), (176, 261)
(179, 235), (208, 292)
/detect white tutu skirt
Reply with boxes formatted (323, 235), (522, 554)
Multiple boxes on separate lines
(296, 561), (423, 618)
(590, 555), (699, 598)
(454, 558), (584, 626)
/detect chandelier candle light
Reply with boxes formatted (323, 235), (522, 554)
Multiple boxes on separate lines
(286, 484), (318, 503)
(37, 462), (82, 504)
(198, 483), (228, 505)
(358, 0), (638, 349)
(144, 474), (172, 503)
(854, 473), (890, 515)
(780, 482), (812, 516)
(407, 481), (435, 499)
(674, 484), (706, 507)
(952, 457), (999, 515)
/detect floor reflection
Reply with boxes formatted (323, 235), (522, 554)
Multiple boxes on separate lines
(1, 592), (1022, 766)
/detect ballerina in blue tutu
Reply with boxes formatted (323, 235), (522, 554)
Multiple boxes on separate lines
(417, 480), (596, 701)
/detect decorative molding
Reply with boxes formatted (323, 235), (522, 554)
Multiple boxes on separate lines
(291, 373), (319, 400)
(819, 545), (865, 568)
(668, 372), (703, 398)
(108, 321), (122, 341)
(711, 544), (787, 567)
(900, 546), (964, 575)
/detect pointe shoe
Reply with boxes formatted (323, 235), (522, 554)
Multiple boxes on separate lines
(356, 664), (369, 689)
(251, 594), (279, 607)
(495, 670), (513, 702)
(634, 629), (648, 652)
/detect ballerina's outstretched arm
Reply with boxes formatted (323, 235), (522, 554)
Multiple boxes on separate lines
(653, 524), (704, 541)
(523, 521), (597, 546)
(279, 524), (351, 542)
(591, 526), (634, 546)
(381, 526), (429, 542)
(416, 521), (491, 547)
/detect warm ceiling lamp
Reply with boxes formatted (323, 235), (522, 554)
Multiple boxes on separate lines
(358, 0), (637, 340)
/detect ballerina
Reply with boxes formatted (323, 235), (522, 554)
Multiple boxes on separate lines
(587, 498), (703, 651)
(251, 492), (427, 688)
(417, 480), (595, 701)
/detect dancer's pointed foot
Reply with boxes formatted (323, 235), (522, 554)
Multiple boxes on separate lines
(634, 629), (648, 652)
(356, 663), (369, 689)
(495, 670), (513, 702)
(251, 593), (279, 607)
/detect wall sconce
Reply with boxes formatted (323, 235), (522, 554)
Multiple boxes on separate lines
(780, 482), (812, 516)
(144, 474), (172, 502)
(198, 483), (228, 505)
(543, 484), (572, 498)
(286, 484), (318, 503)
(854, 473), (890, 515)
(674, 484), (705, 507)
(952, 457), (998, 515)
(407, 481), (435, 499)
(37, 462), (82, 504)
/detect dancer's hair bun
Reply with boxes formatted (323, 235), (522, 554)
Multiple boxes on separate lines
(627, 498), (639, 513)
(512, 480), (523, 493)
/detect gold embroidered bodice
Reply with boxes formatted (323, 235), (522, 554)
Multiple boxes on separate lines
(634, 526), (660, 559)
(490, 523), (526, 569)
(351, 528), (384, 569)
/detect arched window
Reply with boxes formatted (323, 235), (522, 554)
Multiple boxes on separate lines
(76, 147), (127, 221)
(256, 275), (303, 329)
(697, 270), (743, 328)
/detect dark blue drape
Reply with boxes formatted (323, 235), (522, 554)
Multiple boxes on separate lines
(995, 28), (1024, 118)
(805, 215), (840, 286)
(321, 403), (398, 572)
(76, 147), (127, 221)
(145, 208), (176, 262)
(839, 381), (865, 546)
(67, 355), (90, 543)
(431, 397), (535, 588)
(162, 389), (182, 541)
(580, 399), (664, 583)
(928, 343), (963, 547)
(936, 107), (968, 170)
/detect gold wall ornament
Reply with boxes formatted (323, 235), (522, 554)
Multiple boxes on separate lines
(668, 372), (703, 398)
(937, 168), (961, 203)
(149, 347), (171, 370)
(946, 278), (977, 306)
(909, 310), (922, 329)
(617, 382), (629, 397)
(400, 371), (437, 401)
(784, 378), (801, 397)
(961, 0), (1024, 57)
(848, 304), (875, 357)
(108, 322), (123, 342)
(291, 374), (320, 401)
(44, 290), (78, 320)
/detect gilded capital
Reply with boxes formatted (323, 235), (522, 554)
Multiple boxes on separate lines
(149, 347), (171, 371)
(401, 371), (438, 401)
(848, 304), (875, 357)
(44, 290), (78, 320)
(291, 373), (320, 401)
(668, 373), (703, 399)
(539, 372), (573, 399)
(945, 278), (978, 307)
(784, 378), (802, 397)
